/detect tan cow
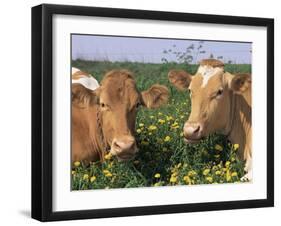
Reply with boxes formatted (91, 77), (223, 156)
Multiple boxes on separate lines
(72, 68), (169, 163)
(168, 59), (252, 180)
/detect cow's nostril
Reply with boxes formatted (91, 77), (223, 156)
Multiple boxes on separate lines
(184, 122), (202, 140)
(193, 125), (200, 134)
(113, 141), (121, 150)
(112, 137), (136, 154)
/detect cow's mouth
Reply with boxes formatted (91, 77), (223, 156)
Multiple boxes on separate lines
(184, 137), (202, 144)
(116, 153), (135, 162)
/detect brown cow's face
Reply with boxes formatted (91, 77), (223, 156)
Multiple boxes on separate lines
(99, 70), (169, 161)
(97, 72), (140, 161)
(73, 70), (169, 161)
(185, 66), (229, 143)
(168, 59), (251, 144)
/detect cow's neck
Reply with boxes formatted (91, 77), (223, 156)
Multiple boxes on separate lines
(95, 106), (109, 157)
(85, 105), (108, 161)
(224, 89), (252, 161)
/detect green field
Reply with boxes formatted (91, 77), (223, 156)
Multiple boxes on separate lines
(71, 60), (251, 190)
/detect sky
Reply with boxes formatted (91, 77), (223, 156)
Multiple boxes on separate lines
(72, 34), (252, 64)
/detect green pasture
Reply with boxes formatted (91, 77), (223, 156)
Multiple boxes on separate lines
(71, 60), (251, 190)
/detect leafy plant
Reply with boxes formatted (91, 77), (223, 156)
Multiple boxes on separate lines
(161, 41), (206, 64)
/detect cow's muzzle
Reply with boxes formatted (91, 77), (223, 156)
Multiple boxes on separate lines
(110, 136), (138, 161)
(183, 122), (203, 144)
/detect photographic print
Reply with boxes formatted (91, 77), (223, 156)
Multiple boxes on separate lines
(71, 34), (252, 190)
(32, 4), (273, 221)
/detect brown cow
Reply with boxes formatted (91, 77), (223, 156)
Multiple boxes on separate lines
(168, 59), (252, 180)
(72, 69), (169, 163)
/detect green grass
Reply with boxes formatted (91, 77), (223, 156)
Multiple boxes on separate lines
(71, 60), (251, 190)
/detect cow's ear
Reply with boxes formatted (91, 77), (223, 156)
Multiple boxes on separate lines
(72, 84), (100, 108)
(141, 84), (169, 109)
(227, 73), (251, 94)
(168, 69), (192, 91)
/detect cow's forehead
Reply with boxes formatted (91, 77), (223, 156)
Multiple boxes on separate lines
(101, 76), (139, 105)
(191, 65), (224, 90)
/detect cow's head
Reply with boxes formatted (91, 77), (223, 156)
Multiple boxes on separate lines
(168, 59), (251, 143)
(72, 70), (169, 161)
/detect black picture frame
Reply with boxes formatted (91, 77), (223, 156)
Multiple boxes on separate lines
(31, 3), (274, 222)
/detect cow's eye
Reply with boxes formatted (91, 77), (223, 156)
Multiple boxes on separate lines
(100, 102), (107, 109)
(136, 102), (142, 109)
(216, 89), (223, 97)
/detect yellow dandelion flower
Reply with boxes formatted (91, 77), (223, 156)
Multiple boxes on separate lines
(136, 129), (142, 134)
(206, 176), (213, 183)
(225, 161), (231, 168)
(71, 170), (76, 175)
(188, 170), (197, 177)
(226, 170), (231, 182)
(231, 157), (236, 162)
(176, 163), (182, 168)
(215, 144), (223, 151)
(103, 169), (110, 174)
(148, 125), (157, 131)
(158, 112), (163, 116)
(148, 132), (152, 136)
(233, 143), (239, 151)
(83, 174), (89, 180)
(105, 173), (113, 177)
(183, 175), (192, 184)
(90, 176), (96, 182)
(154, 182), (161, 187)
(212, 165), (218, 170)
(215, 170), (221, 175)
(171, 122), (178, 127)
(74, 161), (80, 167)
(231, 172), (238, 177)
(104, 153), (112, 160)
(154, 173), (161, 178)
(164, 136), (171, 142)
(158, 119), (165, 124)
(150, 115), (154, 119)
(170, 176), (177, 183)
(166, 116), (174, 121)
(141, 141), (149, 145)
(203, 169), (210, 176)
